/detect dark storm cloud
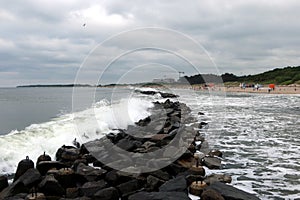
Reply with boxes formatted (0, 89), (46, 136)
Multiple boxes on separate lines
(0, 0), (300, 86)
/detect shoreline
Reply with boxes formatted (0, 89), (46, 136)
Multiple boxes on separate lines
(0, 91), (260, 200)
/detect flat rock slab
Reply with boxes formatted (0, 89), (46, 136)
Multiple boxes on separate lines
(128, 191), (191, 200)
(207, 182), (260, 200)
(159, 176), (187, 193)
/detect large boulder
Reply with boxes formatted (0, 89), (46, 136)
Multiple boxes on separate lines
(204, 174), (232, 185)
(79, 180), (107, 197)
(93, 187), (119, 200)
(116, 179), (143, 198)
(38, 174), (65, 197)
(207, 182), (260, 200)
(0, 175), (8, 192)
(128, 191), (191, 200)
(0, 169), (41, 198)
(76, 163), (107, 182)
(36, 152), (52, 164)
(202, 157), (222, 169)
(201, 189), (225, 200)
(14, 156), (34, 182)
(36, 161), (67, 175)
(159, 176), (187, 193)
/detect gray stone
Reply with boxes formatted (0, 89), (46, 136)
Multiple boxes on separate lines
(159, 176), (187, 193)
(93, 187), (119, 200)
(207, 182), (260, 200)
(128, 191), (191, 200)
(79, 180), (107, 197)
(202, 157), (222, 169)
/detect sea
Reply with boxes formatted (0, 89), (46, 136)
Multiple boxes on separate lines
(0, 87), (299, 199)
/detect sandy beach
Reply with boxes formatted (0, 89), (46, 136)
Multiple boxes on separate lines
(222, 85), (300, 94)
(188, 84), (300, 94)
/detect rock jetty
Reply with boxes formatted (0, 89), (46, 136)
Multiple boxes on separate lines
(0, 91), (260, 200)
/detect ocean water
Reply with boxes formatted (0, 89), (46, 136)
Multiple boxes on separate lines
(0, 87), (299, 199)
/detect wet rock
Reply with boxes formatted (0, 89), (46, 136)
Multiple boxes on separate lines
(204, 174), (232, 185)
(14, 156), (34, 182)
(55, 168), (77, 189)
(38, 174), (65, 196)
(93, 187), (119, 200)
(146, 175), (165, 191)
(159, 176), (187, 193)
(36, 161), (67, 176)
(25, 192), (46, 200)
(159, 92), (178, 98)
(202, 157), (222, 169)
(18, 168), (41, 187)
(76, 163), (107, 182)
(0, 175), (8, 192)
(148, 170), (170, 181)
(66, 188), (79, 198)
(0, 169), (41, 198)
(79, 180), (107, 197)
(116, 179), (143, 198)
(104, 170), (120, 185)
(56, 145), (80, 164)
(207, 181), (260, 200)
(201, 189), (224, 200)
(128, 191), (191, 200)
(208, 150), (223, 158)
(116, 138), (137, 151)
(36, 152), (51, 165)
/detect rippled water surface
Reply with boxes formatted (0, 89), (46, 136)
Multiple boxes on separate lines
(177, 90), (300, 199)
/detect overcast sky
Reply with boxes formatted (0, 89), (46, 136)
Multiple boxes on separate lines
(1, 0), (300, 86)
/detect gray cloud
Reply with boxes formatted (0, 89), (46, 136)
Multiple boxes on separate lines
(0, 0), (300, 86)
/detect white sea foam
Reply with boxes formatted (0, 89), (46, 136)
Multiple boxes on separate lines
(0, 97), (153, 175)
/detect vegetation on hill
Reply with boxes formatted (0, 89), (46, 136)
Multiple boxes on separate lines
(179, 66), (300, 85)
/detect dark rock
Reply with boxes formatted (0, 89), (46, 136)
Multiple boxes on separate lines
(116, 179), (142, 198)
(201, 189), (224, 200)
(0, 168), (41, 199)
(128, 191), (191, 200)
(205, 174), (232, 185)
(37, 161), (68, 176)
(38, 174), (65, 196)
(208, 150), (223, 158)
(14, 156), (34, 182)
(56, 146), (80, 163)
(66, 188), (79, 198)
(198, 112), (205, 115)
(25, 192), (46, 200)
(116, 138), (136, 151)
(207, 182), (260, 200)
(60, 197), (91, 200)
(146, 175), (164, 191)
(104, 170), (120, 185)
(93, 187), (119, 200)
(55, 168), (77, 189)
(148, 170), (170, 181)
(0, 169), (41, 198)
(37, 152), (52, 164)
(135, 116), (151, 126)
(159, 176), (187, 193)
(159, 92), (178, 98)
(18, 168), (41, 187)
(202, 157), (222, 169)
(76, 163), (107, 182)
(0, 175), (8, 192)
(79, 180), (107, 197)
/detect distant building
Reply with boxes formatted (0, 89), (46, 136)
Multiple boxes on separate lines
(153, 78), (175, 83)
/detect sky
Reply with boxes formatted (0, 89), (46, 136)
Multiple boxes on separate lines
(0, 0), (300, 86)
